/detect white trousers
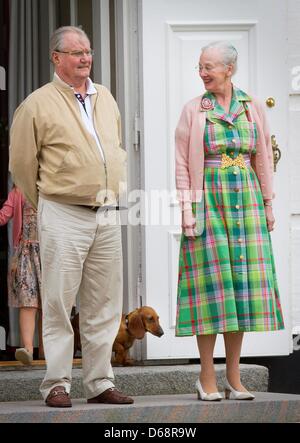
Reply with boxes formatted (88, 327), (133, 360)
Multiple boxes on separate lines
(38, 198), (123, 400)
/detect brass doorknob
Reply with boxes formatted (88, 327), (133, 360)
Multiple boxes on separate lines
(266, 97), (276, 108)
(271, 135), (281, 172)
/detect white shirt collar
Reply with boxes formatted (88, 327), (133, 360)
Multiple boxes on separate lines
(54, 73), (97, 96)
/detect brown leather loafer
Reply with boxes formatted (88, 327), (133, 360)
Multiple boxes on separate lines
(45, 386), (72, 408)
(87, 387), (134, 404)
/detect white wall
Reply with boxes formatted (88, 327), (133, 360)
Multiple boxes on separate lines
(289, 0), (300, 333)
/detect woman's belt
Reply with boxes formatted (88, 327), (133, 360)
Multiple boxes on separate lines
(204, 153), (251, 169)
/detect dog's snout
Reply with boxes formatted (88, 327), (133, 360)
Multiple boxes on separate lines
(156, 326), (164, 337)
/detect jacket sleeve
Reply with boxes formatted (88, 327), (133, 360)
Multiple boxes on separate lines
(0, 190), (15, 226)
(9, 103), (40, 209)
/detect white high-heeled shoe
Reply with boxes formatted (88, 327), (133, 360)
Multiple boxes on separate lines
(195, 379), (222, 401)
(224, 379), (255, 400)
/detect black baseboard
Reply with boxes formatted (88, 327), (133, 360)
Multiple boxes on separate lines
(240, 341), (300, 394)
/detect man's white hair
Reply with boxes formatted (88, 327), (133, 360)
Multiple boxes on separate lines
(49, 26), (90, 60)
(201, 41), (238, 75)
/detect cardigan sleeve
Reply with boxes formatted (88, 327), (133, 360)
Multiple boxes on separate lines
(250, 99), (274, 201)
(0, 190), (15, 226)
(175, 103), (193, 210)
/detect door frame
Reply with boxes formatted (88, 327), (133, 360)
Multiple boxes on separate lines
(114, 0), (144, 359)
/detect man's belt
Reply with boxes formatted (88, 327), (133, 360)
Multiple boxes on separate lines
(77, 205), (120, 212)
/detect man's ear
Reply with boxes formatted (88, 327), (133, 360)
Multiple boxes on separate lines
(52, 52), (59, 65)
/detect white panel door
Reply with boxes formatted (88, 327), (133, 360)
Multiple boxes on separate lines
(139, 0), (291, 358)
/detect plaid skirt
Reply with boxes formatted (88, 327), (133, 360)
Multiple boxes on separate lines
(176, 160), (284, 336)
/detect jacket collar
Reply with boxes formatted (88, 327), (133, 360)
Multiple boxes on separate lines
(53, 73), (97, 96)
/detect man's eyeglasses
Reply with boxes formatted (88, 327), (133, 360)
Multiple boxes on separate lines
(55, 49), (95, 57)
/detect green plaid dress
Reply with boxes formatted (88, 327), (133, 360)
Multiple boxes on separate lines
(176, 88), (284, 336)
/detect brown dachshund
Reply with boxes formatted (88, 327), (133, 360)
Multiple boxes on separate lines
(113, 306), (164, 365)
(71, 306), (164, 366)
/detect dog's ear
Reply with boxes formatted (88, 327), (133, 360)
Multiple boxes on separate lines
(127, 309), (145, 339)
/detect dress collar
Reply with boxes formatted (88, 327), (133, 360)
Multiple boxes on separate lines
(200, 85), (252, 112)
(200, 86), (252, 123)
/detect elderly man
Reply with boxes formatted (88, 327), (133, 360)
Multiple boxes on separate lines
(9, 26), (133, 407)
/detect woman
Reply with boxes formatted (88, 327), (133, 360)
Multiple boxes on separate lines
(175, 41), (284, 401)
(0, 186), (42, 365)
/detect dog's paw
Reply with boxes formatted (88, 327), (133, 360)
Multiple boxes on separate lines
(123, 358), (135, 366)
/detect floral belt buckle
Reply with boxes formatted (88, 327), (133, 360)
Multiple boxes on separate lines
(221, 153), (247, 169)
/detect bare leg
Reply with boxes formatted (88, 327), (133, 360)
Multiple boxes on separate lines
(38, 310), (45, 359)
(223, 332), (247, 391)
(196, 334), (218, 393)
(19, 307), (38, 354)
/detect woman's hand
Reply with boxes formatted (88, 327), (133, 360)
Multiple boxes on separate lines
(264, 205), (275, 231)
(182, 209), (196, 239)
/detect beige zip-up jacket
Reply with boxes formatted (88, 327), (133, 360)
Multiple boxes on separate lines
(9, 76), (127, 209)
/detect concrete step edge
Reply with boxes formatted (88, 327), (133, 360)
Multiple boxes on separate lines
(1, 392), (300, 423)
(0, 364), (269, 402)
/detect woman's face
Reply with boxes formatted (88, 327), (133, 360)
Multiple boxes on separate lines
(198, 48), (232, 93)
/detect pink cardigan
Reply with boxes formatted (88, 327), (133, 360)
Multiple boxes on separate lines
(0, 187), (25, 248)
(175, 94), (274, 211)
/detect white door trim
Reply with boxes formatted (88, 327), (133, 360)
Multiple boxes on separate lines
(115, 0), (143, 361)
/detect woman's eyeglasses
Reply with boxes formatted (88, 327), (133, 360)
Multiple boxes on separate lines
(195, 63), (228, 73)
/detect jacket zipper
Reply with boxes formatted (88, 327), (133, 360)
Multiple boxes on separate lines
(96, 135), (108, 204)
(93, 110), (108, 204)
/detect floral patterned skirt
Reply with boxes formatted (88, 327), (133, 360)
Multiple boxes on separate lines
(8, 240), (41, 309)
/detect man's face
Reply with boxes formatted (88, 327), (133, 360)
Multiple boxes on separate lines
(53, 32), (93, 86)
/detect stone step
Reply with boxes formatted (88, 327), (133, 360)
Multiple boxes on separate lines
(1, 392), (300, 423)
(0, 364), (268, 402)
